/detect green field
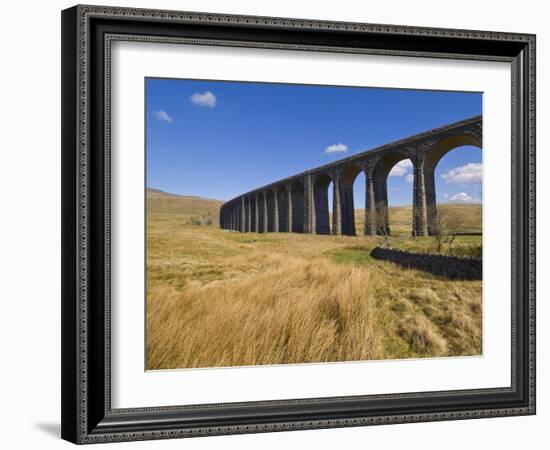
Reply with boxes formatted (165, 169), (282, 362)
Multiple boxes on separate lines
(146, 189), (482, 370)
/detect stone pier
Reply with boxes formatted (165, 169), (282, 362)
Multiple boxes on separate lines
(220, 116), (481, 236)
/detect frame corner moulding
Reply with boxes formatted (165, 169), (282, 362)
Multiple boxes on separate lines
(61, 4), (536, 444)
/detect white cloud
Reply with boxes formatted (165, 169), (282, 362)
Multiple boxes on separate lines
(449, 192), (481, 203)
(153, 110), (173, 123)
(405, 173), (414, 183)
(324, 143), (348, 154)
(389, 159), (413, 176)
(190, 91), (217, 107)
(443, 193), (449, 198)
(441, 163), (482, 184)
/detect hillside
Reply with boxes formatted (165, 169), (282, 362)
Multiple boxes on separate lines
(147, 213), (482, 370)
(356, 203), (482, 236)
(147, 189), (481, 234)
(146, 188), (223, 226)
(147, 191), (482, 369)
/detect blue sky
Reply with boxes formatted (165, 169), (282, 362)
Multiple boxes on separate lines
(146, 78), (482, 206)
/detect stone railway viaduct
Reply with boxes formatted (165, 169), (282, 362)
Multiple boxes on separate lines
(219, 115), (481, 237)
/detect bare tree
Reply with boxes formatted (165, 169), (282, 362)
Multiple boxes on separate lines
(432, 207), (461, 255)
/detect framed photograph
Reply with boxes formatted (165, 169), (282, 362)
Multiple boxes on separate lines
(61, 4), (536, 444)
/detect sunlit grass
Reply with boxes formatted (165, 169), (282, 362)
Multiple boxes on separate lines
(146, 193), (482, 370)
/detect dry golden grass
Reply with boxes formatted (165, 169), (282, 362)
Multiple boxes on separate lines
(146, 192), (482, 370)
(148, 256), (382, 368)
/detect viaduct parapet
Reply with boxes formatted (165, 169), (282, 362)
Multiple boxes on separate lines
(220, 115), (481, 237)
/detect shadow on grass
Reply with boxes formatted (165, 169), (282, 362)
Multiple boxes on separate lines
(371, 247), (482, 280)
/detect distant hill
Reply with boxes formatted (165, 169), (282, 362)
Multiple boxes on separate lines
(147, 187), (180, 198)
(147, 189), (481, 233)
(355, 203), (482, 235)
(147, 188), (224, 226)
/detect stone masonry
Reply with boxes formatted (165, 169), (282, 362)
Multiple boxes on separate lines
(220, 116), (482, 236)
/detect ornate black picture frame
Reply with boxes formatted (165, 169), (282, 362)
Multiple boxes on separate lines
(61, 4), (536, 444)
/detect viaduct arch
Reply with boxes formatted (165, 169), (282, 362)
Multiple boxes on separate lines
(220, 115), (481, 237)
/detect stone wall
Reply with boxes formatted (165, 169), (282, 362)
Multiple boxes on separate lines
(370, 247), (482, 280)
